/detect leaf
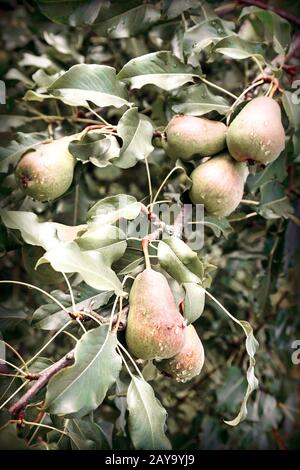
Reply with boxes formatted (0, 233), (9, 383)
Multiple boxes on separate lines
(183, 18), (234, 56)
(115, 107), (154, 169)
(93, 3), (160, 38)
(32, 290), (113, 330)
(205, 290), (259, 426)
(0, 307), (27, 332)
(172, 83), (230, 116)
(87, 194), (141, 224)
(0, 132), (48, 164)
(76, 225), (126, 252)
(0, 210), (83, 251)
(37, 0), (106, 26)
(214, 36), (266, 62)
(45, 326), (122, 417)
(165, 0), (199, 19)
(127, 376), (171, 450)
(117, 51), (199, 91)
(247, 156), (287, 193)
(67, 417), (109, 450)
(182, 283), (205, 324)
(23, 90), (54, 102)
(42, 242), (125, 296)
(203, 216), (233, 238)
(282, 90), (300, 130)
(239, 6), (291, 55)
(48, 64), (130, 108)
(69, 132), (120, 168)
(158, 237), (204, 284)
(258, 180), (293, 219)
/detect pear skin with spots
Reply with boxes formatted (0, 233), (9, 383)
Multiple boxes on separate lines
(15, 135), (76, 202)
(126, 269), (186, 360)
(226, 96), (285, 164)
(189, 152), (248, 217)
(157, 324), (205, 382)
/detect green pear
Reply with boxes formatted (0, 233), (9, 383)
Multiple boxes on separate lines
(15, 135), (76, 202)
(22, 245), (64, 285)
(226, 96), (285, 164)
(162, 115), (227, 161)
(126, 269), (186, 360)
(157, 324), (205, 382)
(189, 153), (248, 217)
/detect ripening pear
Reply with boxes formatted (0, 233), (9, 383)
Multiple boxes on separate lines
(189, 153), (248, 217)
(226, 97), (285, 164)
(22, 245), (64, 285)
(162, 115), (227, 161)
(15, 135), (76, 202)
(126, 269), (186, 360)
(157, 325), (205, 382)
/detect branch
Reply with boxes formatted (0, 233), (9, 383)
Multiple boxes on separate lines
(216, 1), (300, 27)
(8, 306), (130, 418)
(9, 351), (74, 418)
(236, 0), (300, 27)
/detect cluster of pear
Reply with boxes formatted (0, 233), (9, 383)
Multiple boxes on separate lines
(126, 268), (205, 382)
(162, 96), (285, 217)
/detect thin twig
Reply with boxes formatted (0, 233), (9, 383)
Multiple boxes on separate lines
(9, 352), (74, 418)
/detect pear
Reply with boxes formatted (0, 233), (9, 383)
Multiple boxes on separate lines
(189, 153), (248, 217)
(15, 135), (76, 202)
(157, 325), (205, 382)
(162, 115), (227, 161)
(226, 96), (285, 164)
(126, 269), (186, 360)
(22, 245), (64, 285)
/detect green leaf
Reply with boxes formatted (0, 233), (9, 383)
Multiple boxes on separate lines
(239, 6), (291, 55)
(88, 194), (141, 224)
(0, 308), (27, 332)
(282, 91), (300, 130)
(69, 132), (120, 168)
(76, 225), (126, 252)
(0, 210), (83, 251)
(203, 216), (233, 238)
(247, 156), (287, 193)
(45, 326), (122, 417)
(214, 36), (266, 62)
(172, 84), (230, 116)
(48, 64), (130, 108)
(258, 181), (293, 219)
(23, 90), (54, 102)
(67, 417), (109, 450)
(32, 290), (113, 330)
(127, 376), (171, 450)
(42, 242), (125, 296)
(117, 51), (199, 91)
(115, 107), (154, 169)
(183, 18), (234, 56)
(205, 290), (259, 426)
(0, 132), (48, 165)
(158, 237), (204, 284)
(37, 0), (106, 26)
(93, 3), (160, 38)
(182, 283), (205, 324)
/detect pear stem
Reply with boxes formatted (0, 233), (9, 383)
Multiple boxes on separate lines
(142, 239), (152, 270)
(226, 79), (264, 125)
(200, 77), (238, 100)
